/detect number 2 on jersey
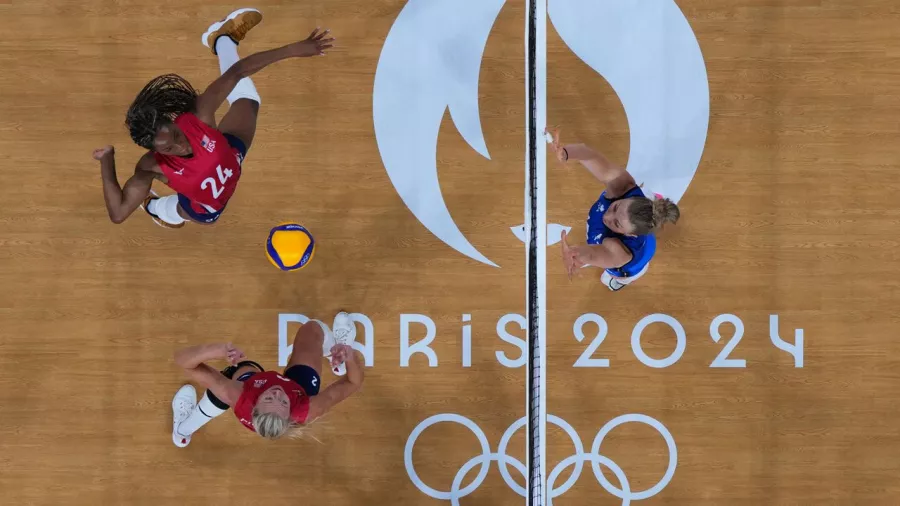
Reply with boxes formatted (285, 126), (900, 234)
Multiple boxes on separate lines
(201, 165), (234, 199)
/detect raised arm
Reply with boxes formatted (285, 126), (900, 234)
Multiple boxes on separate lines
(560, 230), (632, 279)
(174, 342), (246, 407)
(306, 345), (364, 421)
(546, 128), (636, 198)
(194, 28), (335, 125)
(95, 146), (156, 224)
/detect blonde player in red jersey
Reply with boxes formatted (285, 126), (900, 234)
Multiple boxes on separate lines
(170, 312), (362, 446)
(93, 8), (334, 228)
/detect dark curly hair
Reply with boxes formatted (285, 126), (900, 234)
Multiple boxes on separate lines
(125, 74), (198, 149)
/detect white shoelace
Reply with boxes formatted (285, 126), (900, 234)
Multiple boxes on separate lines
(334, 328), (352, 344)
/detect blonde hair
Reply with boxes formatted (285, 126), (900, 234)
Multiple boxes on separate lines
(251, 408), (293, 440)
(250, 408), (324, 443)
(626, 197), (680, 235)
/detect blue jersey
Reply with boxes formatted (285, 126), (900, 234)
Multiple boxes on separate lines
(585, 186), (656, 278)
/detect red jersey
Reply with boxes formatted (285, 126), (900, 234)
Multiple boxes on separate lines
(152, 113), (242, 212)
(233, 371), (310, 432)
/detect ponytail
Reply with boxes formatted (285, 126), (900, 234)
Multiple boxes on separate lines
(626, 196), (680, 235)
(651, 197), (680, 229)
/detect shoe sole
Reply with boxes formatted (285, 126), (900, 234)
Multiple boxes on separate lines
(332, 312), (357, 344)
(172, 384), (197, 448)
(202, 8), (262, 54)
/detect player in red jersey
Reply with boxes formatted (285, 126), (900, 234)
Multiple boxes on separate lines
(92, 8), (334, 228)
(169, 312), (363, 446)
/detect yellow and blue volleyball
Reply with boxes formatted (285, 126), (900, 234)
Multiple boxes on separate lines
(266, 223), (315, 271)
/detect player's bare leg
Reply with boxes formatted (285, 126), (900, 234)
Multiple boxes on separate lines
(286, 314), (357, 377)
(287, 321), (329, 377)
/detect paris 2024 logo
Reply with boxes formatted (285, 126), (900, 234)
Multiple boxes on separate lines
(372, 0), (710, 267)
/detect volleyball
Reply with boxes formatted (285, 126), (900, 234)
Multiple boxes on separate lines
(266, 223), (316, 271)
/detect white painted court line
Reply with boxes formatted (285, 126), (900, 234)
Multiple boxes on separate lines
(535, 0), (548, 502)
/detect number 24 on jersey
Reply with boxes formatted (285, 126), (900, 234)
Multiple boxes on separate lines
(201, 165), (234, 199)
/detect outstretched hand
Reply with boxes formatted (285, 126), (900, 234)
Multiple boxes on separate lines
(560, 230), (585, 280)
(291, 28), (335, 57)
(544, 127), (567, 164)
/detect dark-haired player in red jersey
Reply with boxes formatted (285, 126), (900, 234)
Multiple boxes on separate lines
(92, 8), (334, 228)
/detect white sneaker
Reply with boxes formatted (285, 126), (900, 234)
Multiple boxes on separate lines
(328, 312), (358, 376)
(315, 319), (342, 374)
(171, 384), (197, 448)
(600, 271), (626, 292)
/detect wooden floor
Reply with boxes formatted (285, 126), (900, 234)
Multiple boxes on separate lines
(1, 0), (899, 504)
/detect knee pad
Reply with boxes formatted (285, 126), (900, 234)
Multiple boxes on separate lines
(227, 78), (260, 105)
(199, 388), (230, 414)
(210, 360), (265, 409)
(220, 360), (265, 379)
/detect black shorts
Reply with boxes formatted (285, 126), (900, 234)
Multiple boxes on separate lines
(234, 360), (322, 397)
(283, 364), (321, 396)
(237, 364), (321, 396)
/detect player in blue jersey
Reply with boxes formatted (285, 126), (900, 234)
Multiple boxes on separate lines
(547, 128), (681, 291)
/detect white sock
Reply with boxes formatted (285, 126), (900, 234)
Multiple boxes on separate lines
(146, 197), (159, 214)
(177, 391), (227, 437)
(215, 36), (260, 105)
(147, 195), (186, 225)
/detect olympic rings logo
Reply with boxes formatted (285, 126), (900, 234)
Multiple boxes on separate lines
(404, 413), (677, 505)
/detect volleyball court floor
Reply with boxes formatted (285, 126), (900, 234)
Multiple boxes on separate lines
(1, 0), (899, 505)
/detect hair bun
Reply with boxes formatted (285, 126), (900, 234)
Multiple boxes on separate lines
(651, 198), (680, 228)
